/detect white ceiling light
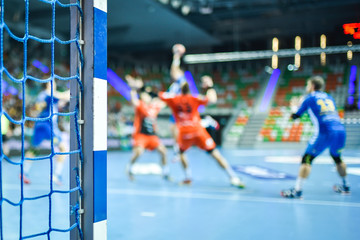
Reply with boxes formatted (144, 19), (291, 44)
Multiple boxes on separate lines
(181, 4), (191, 15)
(171, 0), (182, 9)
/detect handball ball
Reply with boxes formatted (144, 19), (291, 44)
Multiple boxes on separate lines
(172, 44), (186, 55)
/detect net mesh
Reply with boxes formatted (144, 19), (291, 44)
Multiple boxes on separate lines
(0, 0), (83, 239)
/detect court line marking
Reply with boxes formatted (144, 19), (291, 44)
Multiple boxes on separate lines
(140, 212), (156, 217)
(108, 188), (360, 208)
(4, 184), (360, 208)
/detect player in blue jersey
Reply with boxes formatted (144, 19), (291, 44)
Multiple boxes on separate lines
(281, 76), (350, 198)
(21, 81), (69, 185)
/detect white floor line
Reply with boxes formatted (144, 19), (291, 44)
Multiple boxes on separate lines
(4, 183), (360, 208)
(108, 188), (360, 208)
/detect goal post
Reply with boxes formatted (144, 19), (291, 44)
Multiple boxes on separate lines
(70, 1), (108, 239)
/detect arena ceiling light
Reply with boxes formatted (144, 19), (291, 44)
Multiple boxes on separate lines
(181, 3), (192, 15)
(171, 0), (182, 9)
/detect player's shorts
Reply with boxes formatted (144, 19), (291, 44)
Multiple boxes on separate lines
(133, 133), (160, 151)
(32, 122), (62, 147)
(305, 128), (346, 158)
(178, 127), (216, 152)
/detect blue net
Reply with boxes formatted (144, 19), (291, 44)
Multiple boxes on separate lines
(0, 0), (83, 239)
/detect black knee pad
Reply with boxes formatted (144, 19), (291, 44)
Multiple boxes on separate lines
(331, 155), (342, 164)
(301, 154), (315, 165)
(206, 148), (215, 154)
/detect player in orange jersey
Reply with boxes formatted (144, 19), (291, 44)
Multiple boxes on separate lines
(125, 75), (169, 181)
(159, 76), (245, 188)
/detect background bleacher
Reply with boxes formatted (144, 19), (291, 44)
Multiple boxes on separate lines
(107, 61), (360, 149)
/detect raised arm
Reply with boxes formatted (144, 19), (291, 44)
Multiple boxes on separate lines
(170, 44), (186, 81)
(125, 74), (143, 106)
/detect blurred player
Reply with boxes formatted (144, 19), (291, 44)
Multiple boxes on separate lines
(168, 44), (187, 161)
(1, 114), (11, 156)
(159, 76), (245, 188)
(125, 75), (170, 181)
(168, 44), (219, 161)
(281, 76), (350, 198)
(21, 81), (69, 185)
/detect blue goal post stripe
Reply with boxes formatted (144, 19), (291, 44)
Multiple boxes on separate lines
(93, 0), (107, 239)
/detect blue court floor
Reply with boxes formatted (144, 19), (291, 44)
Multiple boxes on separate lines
(108, 148), (360, 240)
(1, 148), (360, 239)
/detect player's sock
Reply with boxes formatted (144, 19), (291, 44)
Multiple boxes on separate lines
(294, 177), (305, 192)
(172, 144), (180, 162)
(19, 157), (32, 184)
(23, 160), (32, 176)
(55, 160), (64, 178)
(184, 168), (192, 180)
(225, 166), (237, 179)
(162, 165), (171, 180)
(173, 143), (179, 154)
(126, 164), (134, 181)
(162, 165), (169, 175)
(341, 177), (348, 187)
(20, 160), (32, 184)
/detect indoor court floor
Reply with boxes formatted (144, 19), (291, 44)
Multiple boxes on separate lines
(107, 148), (360, 240)
(2, 148), (360, 239)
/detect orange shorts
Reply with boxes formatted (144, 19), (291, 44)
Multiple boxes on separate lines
(133, 133), (160, 151)
(178, 127), (216, 152)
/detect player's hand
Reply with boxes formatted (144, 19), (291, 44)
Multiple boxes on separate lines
(201, 75), (213, 88)
(290, 113), (299, 120)
(125, 75), (143, 89)
(172, 44), (186, 57)
(125, 74), (135, 87)
(290, 96), (299, 108)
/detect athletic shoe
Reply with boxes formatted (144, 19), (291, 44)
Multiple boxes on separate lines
(172, 144), (180, 163)
(52, 175), (63, 186)
(19, 174), (31, 184)
(230, 177), (245, 189)
(281, 188), (302, 199)
(333, 184), (351, 195)
(180, 179), (192, 185)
